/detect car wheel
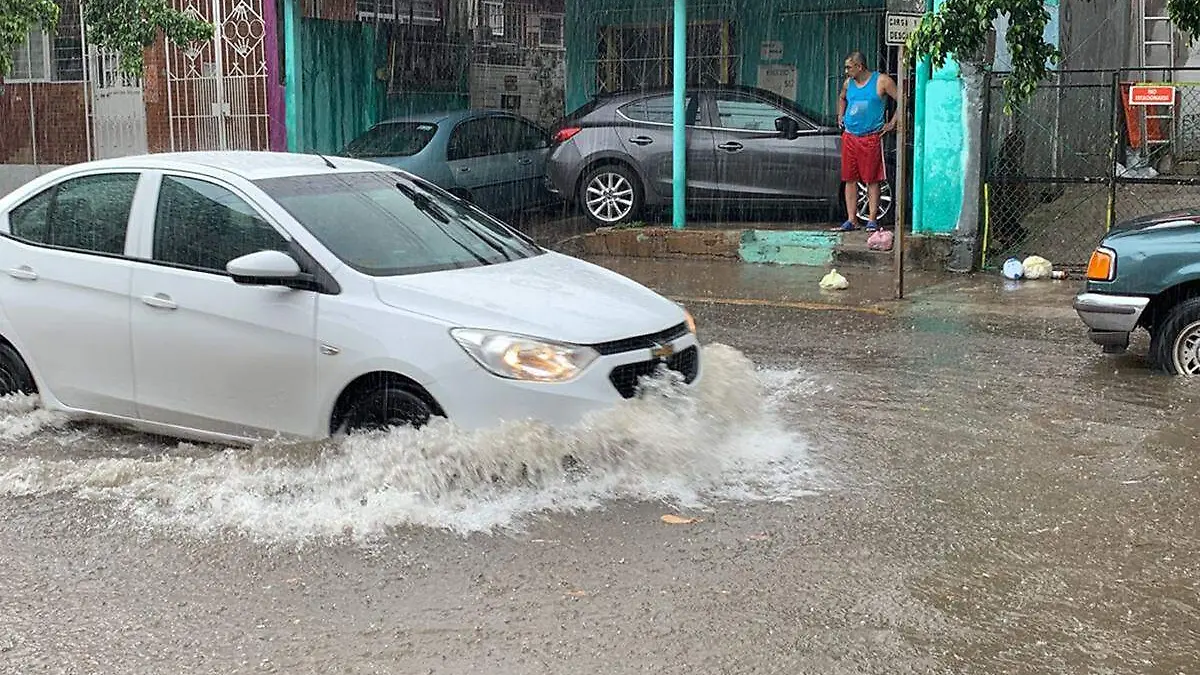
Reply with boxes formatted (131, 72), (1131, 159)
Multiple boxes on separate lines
(0, 342), (36, 397)
(1149, 297), (1200, 375)
(342, 385), (434, 433)
(853, 180), (894, 224)
(579, 164), (642, 226)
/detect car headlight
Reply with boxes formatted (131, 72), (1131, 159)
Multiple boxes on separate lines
(683, 308), (696, 334)
(450, 329), (599, 383)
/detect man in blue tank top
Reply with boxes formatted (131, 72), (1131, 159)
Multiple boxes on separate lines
(836, 51), (899, 232)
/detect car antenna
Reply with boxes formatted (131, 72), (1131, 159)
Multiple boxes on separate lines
(310, 149), (337, 169)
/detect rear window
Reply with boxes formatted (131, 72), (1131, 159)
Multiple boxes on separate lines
(342, 123), (438, 158)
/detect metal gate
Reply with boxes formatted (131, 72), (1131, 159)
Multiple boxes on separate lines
(165, 0), (270, 151)
(88, 46), (149, 158)
(981, 68), (1200, 270)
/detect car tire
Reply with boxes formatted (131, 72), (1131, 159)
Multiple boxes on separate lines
(342, 385), (435, 433)
(578, 164), (643, 226)
(0, 342), (36, 397)
(1149, 297), (1200, 376)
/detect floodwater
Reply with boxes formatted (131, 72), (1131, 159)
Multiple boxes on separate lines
(2, 258), (1199, 674)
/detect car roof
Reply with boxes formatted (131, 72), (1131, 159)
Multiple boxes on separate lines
(45, 151), (391, 181)
(376, 108), (526, 126)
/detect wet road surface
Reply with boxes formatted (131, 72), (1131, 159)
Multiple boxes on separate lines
(2, 258), (1198, 674)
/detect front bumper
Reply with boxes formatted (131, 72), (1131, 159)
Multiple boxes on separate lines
(429, 331), (702, 432)
(1073, 292), (1150, 347)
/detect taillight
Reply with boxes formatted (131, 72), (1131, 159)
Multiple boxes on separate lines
(1086, 247), (1116, 281)
(553, 127), (582, 144)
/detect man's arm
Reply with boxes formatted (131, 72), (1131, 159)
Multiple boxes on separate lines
(837, 78), (848, 129)
(879, 73), (900, 133)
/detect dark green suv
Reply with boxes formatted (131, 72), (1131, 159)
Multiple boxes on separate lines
(1074, 209), (1200, 375)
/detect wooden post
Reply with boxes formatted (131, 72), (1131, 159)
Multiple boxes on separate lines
(894, 45), (909, 299)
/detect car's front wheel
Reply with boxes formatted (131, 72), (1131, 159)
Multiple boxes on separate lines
(342, 385), (435, 433)
(0, 342), (36, 396)
(1150, 297), (1200, 375)
(844, 180), (894, 224)
(579, 164), (642, 226)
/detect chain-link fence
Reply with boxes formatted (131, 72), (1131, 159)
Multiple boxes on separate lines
(982, 68), (1200, 271)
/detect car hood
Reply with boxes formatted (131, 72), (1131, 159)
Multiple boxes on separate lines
(1108, 208), (1200, 238)
(372, 252), (687, 345)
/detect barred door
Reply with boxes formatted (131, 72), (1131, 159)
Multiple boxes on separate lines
(164, 0), (270, 151)
(88, 47), (149, 159)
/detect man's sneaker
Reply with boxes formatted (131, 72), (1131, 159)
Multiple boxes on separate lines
(865, 220), (879, 232)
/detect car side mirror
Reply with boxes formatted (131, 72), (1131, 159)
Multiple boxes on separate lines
(775, 116), (801, 140)
(227, 250), (314, 289)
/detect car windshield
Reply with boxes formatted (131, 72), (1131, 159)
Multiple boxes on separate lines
(342, 122), (437, 158)
(255, 171), (543, 277)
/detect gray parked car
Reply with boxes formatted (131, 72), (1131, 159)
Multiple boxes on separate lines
(545, 85), (895, 226)
(341, 109), (559, 216)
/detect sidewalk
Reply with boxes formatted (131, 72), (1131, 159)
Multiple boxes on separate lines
(513, 209), (952, 272)
(582, 254), (1081, 321)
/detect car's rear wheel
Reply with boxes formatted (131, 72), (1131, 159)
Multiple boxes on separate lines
(852, 180), (894, 224)
(0, 342), (36, 397)
(342, 385), (434, 433)
(1149, 297), (1200, 375)
(579, 164), (642, 226)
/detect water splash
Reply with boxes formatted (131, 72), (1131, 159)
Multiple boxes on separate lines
(0, 344), (823, 544)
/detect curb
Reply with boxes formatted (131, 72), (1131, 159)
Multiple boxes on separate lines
(555, 226), (953, 272)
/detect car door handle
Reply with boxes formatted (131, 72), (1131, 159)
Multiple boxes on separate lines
(6, 266), (37, 281)
(458, 166), (471, 173)
(718, 142), (744, 152)
(141, 293), (177, 310)
(517, 157), (533, 166)
(628, 136), (654, 146)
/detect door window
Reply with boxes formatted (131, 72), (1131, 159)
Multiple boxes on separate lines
(714, 95), (792, 132)
(490, 117), (549, 153)
(447, 119), (493, 161)
(619, 95), (699, 125)
(153, 176), (289, 273)
(7, 173), (137, 255)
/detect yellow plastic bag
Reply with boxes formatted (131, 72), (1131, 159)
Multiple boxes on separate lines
(820, 269), (849, 291)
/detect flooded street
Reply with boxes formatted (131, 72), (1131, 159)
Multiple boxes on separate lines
(2, 258), (1199, 674)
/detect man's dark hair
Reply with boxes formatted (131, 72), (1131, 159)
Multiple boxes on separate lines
(846, 51), (868, 67)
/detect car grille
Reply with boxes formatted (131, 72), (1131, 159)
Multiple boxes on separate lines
(589, 322), (690, 356)
(608, 346), (700, 399)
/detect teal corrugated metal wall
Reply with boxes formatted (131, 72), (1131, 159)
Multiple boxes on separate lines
(565, 0), (885, 125)
(299, 19), (386, 154)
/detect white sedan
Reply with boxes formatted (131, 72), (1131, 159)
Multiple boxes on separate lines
(0, 152), (700, 445)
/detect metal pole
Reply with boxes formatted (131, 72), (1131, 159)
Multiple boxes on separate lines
(894, 45), (908, 300)
(672, 0), (686, 230)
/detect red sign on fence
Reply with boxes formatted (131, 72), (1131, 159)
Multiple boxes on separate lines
(1129, 85), (1177, 106)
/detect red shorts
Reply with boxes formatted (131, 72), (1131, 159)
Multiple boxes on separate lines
(840, 131), (886, 184)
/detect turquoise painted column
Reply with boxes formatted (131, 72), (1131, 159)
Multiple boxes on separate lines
(672, 0), (686, 230)
(283, 0), (303, 153)
(911, 0), (933, 233)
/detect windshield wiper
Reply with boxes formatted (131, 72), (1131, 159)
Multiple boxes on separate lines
(396, 182), (491, 266)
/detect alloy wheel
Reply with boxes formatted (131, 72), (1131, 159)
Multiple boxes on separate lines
(856, 181), (893, 222)
(1172, 320), (1200, 376)
(585, 172), (636, 223)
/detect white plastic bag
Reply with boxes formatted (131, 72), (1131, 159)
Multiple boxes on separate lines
(1002, 257), (1024, 280)
(820, 269), (849, 291)
(1022, 255), (1053, 280)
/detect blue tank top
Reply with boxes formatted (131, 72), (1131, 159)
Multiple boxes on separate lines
(844, 72), (884, 136)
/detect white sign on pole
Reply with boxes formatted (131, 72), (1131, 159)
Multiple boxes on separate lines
(886, 12), (923, 46)
(758, 64), (797, 101)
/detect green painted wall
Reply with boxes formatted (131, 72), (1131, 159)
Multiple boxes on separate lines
(564, 0), (884, 125)
(299, 19), (386, 154)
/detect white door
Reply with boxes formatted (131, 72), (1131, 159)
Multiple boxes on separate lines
(0, 172), (144, 416)
(129, 173), (319, 439)
(89, 47), (148, 159)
